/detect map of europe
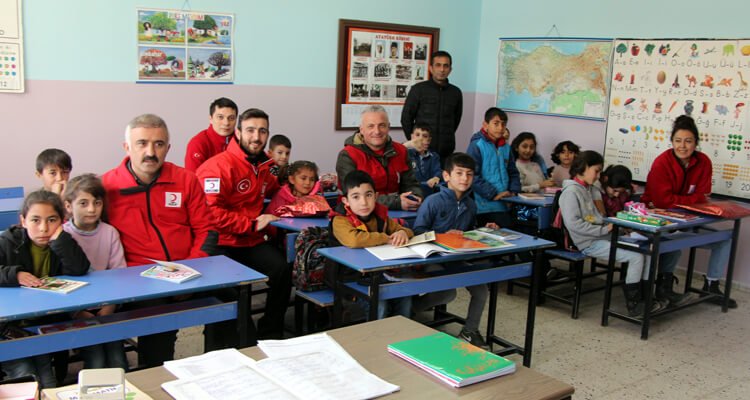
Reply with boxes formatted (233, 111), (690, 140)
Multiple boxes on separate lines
(496, 40), (612, 119)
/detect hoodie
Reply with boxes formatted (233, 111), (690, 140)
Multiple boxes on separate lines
(558, 179), (608, 250)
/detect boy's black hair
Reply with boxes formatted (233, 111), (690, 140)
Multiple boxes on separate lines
(35, 148), (72, 173)
(21, 189), (65, 220)
(209, 97), (238, 116)
(569, 150), (604, 178)
(484, 107), (508, 124)
(601, 165), (633, 189)
(237, 108), (269, 131)
(342, 170), (375, 196)
(413, 122), (432, 134)
(510, 132), (538, 159)
(550, 141), (581, 165)
(444, 152), (475, 173)
(431, 50), (452, 65)
(671, 114), (699, 143)
(269, 134), (292, 150)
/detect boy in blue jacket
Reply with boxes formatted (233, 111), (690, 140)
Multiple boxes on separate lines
(406, 123), (442, 197)
(412, 153), (499, 347)
(466, 107), (520, 227)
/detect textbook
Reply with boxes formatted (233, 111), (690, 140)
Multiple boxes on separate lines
(395, 230), (435, 248)
(518, 192), (545, 200)
(366, 242), (456, 261)
(435, 231), (514, 252)
(41, 379), (153, 400)
(616, 211), (671, 227)
(22, 277), (88, 294)
(647, 209), (699, 222)
(474, 227), (522, 241)
(140, 260), (201, 283)
(388, 332), (516, 387)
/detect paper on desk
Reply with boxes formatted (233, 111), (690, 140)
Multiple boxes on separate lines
(255, 351), (400, 400)
(258, 333), (355, 365)
(161, 365), (297, 400)
(163, 348), (255, 379)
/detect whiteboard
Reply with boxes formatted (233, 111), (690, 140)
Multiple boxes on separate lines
(604, 38), (750, 200)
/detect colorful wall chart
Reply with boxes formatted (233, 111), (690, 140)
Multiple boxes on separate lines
(604, 39), (750, 200)
(0, 0), (24, 93)
(137, 8), (234, 83)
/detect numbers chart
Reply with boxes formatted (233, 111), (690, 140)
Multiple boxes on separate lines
(604, 39), (750, 200)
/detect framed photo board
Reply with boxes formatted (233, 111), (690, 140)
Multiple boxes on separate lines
(335, 19), (439, 130)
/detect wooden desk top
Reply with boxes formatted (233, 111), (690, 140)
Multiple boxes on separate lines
(127, 316), (573, 400)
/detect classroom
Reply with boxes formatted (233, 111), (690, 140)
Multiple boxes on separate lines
(1, 0), (749, 398)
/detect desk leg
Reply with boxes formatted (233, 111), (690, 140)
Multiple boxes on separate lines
(723, 219), (741, 313)
(601, 227), (620, 326)
(332, 263), (343, 328)
(368, 274), (380, 322)
(522, 249), (542, 367)
(237, 285), (257, 348)
(684, 244), (697, 294)
(486, 281), (498, 353)
(641, 234), (661, 340)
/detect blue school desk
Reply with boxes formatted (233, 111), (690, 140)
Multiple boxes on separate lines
(318, 233), (555, 367)
(502, 195), (554, 231)
(0, 256), (267, 362)
(601, 211), (745, 339)
(0, 186), (23, 230)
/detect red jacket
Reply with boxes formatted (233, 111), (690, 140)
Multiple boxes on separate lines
(102, 158), (214, 266)
(184, 125), (232, 172)
(196, 139), (280, 247)
(343, 141), (410, 195)
(641, 149), (712, 209)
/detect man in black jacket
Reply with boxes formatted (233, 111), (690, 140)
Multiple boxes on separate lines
(401, 50), (463, 161)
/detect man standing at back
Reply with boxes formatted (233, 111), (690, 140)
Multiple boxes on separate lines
(401, 50), (463, 161)
(196, 108), (290, 339)
(102, 114), (215, 367)
(336, 105), (423, 211)
(184, 97), (238, 172)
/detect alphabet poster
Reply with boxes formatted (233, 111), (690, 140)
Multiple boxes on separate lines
(137, 8), (234, 83)
(0, 0), (23, 93)
(604, 39), (750, 200)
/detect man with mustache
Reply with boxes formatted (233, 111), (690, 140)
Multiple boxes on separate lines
(102, 113), (216, 367)
(197, 108), (290, 340)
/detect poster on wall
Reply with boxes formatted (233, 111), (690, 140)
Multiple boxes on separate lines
(604, 38), (750, 200)
(496, 38), (612, 120)
(0, 0), (24, 93)
(335, 19), (439, 129)
(137, 8), (234, 83)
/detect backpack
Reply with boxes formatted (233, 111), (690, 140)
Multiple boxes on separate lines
(293, 226), (330, 291)
(550, 188), (578, 251)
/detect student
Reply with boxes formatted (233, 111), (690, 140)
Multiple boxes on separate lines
(326, 170), (414, 319)
(35, 148), (72, 196)
(467, 107), (520, 227)
(512, 132), (554, 193)
(184, 97), (238, 172)
(595, 165), (634, 217)
(559, 151), (677, 317)
(412, 152), (498, 347)
(62, 174), (128, 370)
(0, 190), (90, 388)
(406, 123), (442, 197)
(641, 115), (736, 308)
(550, 140), (580, 187)
(268, 134), (292, 180)
(266, 160), (323, 216)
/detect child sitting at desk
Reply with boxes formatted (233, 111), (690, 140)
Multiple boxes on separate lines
(411, 152), (499, 347)
(559, 151), (677, 317)
(511, 132), (554, 228)
(549, 140), (580, 187)
(0, 190), (90, 388)
(325, 170), (414, 320)
(267, 134), (292, 182)
(594, 165), (635, 217)
(62, 174), (129, 371)
(406, 123), (442, 198)
(266, 160), (327, 217)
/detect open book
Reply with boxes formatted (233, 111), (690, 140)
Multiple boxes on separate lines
(140, 260), (201, 284)
(366, 230), (514, 261)
(366, 242), (456, 261)
(474, 227), (522, 241)
(22, 276), (88, 294)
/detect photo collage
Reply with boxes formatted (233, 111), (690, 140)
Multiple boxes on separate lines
(137, 8), (234, 82)
(347, 28), (431, 104)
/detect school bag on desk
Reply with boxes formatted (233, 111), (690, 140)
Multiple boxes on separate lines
(293, 226), (330, 291)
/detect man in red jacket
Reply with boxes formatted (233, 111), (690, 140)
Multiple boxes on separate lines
(184, 97), (238, 172)
(197, 108), (290, 339)
(102, 113), (216, 367)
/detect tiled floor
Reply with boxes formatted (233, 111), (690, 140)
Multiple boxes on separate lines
(162, 275), (749, 399)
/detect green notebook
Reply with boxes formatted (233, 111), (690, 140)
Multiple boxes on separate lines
(387, 332), (516, 387)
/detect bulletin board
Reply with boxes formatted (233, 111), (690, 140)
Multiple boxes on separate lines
(604, 38), (750, 200)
